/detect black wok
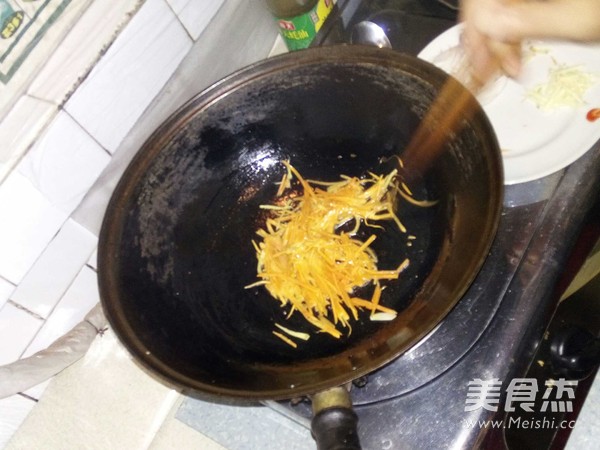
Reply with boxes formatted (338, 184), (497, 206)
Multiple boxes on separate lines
(98, 46), (503, 447)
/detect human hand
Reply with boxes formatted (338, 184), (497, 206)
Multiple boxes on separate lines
(460, 0), (600, 80)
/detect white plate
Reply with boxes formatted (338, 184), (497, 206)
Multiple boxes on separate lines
(418, 25), (600, 185)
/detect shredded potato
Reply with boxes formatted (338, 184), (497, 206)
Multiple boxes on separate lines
(246, 160), (426, 346)
(274, 323), (310, 341)
(523, 43), (551, 63)
(272, 331), (297, 348)
(526, 64), (598, 111)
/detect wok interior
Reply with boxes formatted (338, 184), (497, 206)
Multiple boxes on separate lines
(99, 48), (502, 399)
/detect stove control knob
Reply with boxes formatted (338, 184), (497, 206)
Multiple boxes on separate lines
(549, 325), (600, 379)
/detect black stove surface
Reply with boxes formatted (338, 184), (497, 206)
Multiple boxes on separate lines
(271, 1), (600, 449)
(315, 0), (458, 55)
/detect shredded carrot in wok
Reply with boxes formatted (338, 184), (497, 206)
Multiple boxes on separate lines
(246, 160), (424, 346)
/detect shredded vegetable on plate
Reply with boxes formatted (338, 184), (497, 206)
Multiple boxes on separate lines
(245, 160), (431, 347)
(526, 64), (599, 111)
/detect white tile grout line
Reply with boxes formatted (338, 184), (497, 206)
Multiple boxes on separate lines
(5, 300), (44, 322)
(18, 254), (96, 331)
(163, 0), (195, 42)
(1, 0), (143, 184)
(17, 392), (39, 403)
(51, 0), (146, 112)
(6, 249), (94, 361)
(62, 108), (112, 157)
(0, 300), (45, 368)
(0, 108), (59, 186)
(0, 275), (16, 289)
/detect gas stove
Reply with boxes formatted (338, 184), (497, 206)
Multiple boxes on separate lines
(314, 0), (458, 55)
(264, 1), (600, 449)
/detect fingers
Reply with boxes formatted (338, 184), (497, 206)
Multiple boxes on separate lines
(460, 0), (600, 80)
(461, 31), (500, 83)
(460, 15), (521, 82)
(460, 0), (521, 81)
(466, 0), (600, 43)
(508, 0), (600, 41)
(461, 34), (520, 83)
(487, 40), (521, 78)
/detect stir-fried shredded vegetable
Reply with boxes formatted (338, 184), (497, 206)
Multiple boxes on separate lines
(526, 64), (598, 111)
(246, 160), (426, 346)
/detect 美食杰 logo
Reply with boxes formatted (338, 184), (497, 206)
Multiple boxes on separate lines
(462, 378), (579, 430)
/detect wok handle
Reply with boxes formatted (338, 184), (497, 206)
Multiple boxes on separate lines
(311, 386), (361, 450)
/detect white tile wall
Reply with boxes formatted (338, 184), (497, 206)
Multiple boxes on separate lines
(0, 173), (69, 284)
(17, 111), (111, 215)
(64, 0), (193, 153)
(0, 303), (43, 366)
(11, 219), (97, 319)
(0, 95), (56, 182)
(0, 106), (110, 285)
(0, 0), (94, 123)
(0, 278), (15, 310)
(166, 0), (225, 40)
(27, 0), (143, 106)
(22, 266), (100, 358)
(87, 248), (98, 271)
(0, 0), (275, 446)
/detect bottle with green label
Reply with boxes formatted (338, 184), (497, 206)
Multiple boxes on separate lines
(266, 0), (335, 51)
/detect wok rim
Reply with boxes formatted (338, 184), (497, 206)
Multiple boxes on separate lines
(97, 45), (504, 400)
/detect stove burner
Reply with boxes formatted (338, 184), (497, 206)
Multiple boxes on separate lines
(315, 0), (458, 56)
